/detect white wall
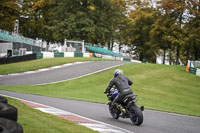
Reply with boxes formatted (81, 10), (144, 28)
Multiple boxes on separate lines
(64, 52), (74, 57)
(42, 52), (54, 58)
(83, 53), (90, 58)
(0, 43), (12, 53)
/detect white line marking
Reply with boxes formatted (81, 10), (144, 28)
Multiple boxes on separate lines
(0, 62), (87, 77)
(34, 64), (123, 86)
(74, 62), (84, 64)
(63, 63), (73, 66)
(9, 74), (20, 76)
(37, 68), (49, 71)
(51, 66), (62, 69)
(24, 71), (35, 74)
(36, 108), (73, 115)
(80, 124), (128, 133)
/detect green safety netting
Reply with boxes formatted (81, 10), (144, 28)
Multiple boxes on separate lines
(85, 45), (122, 57)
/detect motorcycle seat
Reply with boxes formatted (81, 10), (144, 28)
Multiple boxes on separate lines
(123, 94), (136, 101)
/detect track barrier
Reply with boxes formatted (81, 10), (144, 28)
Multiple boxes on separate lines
(0, 51), (132, 65)
(0, 96), (23, 133)
(0, 54), (36, 65)
(185, 60), (200, 76)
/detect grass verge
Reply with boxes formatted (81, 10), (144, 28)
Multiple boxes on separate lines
(6, 97), (97, 133)
(0, 63), (200, 116)
(0, 57), (109, 75)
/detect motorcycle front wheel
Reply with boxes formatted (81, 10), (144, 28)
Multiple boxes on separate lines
(129, 105), (143, 126)
(109, 104), (119, 119)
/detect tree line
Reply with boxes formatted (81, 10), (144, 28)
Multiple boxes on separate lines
(0, 0), (199, 64)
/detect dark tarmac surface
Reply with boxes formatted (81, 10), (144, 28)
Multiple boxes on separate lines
(0, 90), (200, 133)
(0, 61), (200, 133)
(0, 61), (130, 86)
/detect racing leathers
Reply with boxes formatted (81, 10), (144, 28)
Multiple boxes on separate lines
(105, 74), (134, 104)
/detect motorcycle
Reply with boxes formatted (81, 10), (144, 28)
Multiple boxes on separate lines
(105, 88), (144, 126)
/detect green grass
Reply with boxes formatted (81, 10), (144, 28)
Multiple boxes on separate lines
(6, 97), (97, 133)
(0, 63), (200, 116)
(0, 57), (109, 75)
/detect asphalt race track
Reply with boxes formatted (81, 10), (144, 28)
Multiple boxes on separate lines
(0, 90), (200, 133)
(0, 61), (200, 133)
(0, 61), (130, 86)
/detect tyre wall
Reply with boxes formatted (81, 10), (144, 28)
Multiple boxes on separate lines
(0, 95), (23, 133)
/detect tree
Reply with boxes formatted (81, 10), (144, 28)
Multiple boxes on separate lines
(159, 0), (189, 64)
(0, 0), (20, 32)
(34, 0), (127, 47)
(45, 0), (97, 43)
(150, 13), (172, 64)
(32, 0), (56, 43)
(126, 1), (157, 62)
(185, 0), (200, 61)
(19, 0), (55, 41)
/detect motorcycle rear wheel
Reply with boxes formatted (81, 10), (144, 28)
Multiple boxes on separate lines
(109, 104), (119, 119)
(130, 106), (143, 126)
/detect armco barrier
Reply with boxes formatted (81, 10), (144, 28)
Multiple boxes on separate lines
(54, 52), (64, 58)
(0, 54), (36, 65)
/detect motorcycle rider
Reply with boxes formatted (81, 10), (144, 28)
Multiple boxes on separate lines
(104, 69), (134, 114)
